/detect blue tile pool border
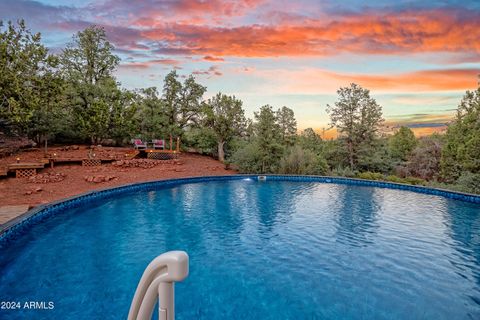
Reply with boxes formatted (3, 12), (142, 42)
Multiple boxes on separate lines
(1, 174), (479, 247)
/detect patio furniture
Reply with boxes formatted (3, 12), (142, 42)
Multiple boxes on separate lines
(132, 139), (147, 150)
(152, 139), (165, 150)
(8, 162), (46, 178)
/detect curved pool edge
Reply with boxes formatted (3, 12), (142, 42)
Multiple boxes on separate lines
(1, 174), (479, 247)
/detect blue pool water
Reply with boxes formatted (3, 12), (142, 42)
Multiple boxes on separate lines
(1, 179), (480, 319)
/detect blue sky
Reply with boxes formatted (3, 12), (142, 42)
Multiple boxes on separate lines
(1, 0), (479, 135)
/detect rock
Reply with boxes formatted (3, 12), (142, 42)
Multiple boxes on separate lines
(84, 174), (117, 183)
(112, 159), (163, 169)
(93, 175), (105, 183)
(71, 145), (79, 150)
(24, 191), (32, 195)
(35, 187), (43, 192)
(28, 172), (66, 184)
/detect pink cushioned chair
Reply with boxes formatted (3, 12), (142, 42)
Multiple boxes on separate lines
(152, 139), (165, 150)
(132, 139), (147, 150)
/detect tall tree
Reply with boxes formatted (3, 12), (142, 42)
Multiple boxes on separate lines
(389, 126), (417, 162)
(108, 89), (138, 145)
(0, 20), (62, 137)
(326, 83), (384, 169)
(162, 70), (206, 136)
(441, 85), (480, 182)
(60, 26), (121, 144)
(61, 25), (119, 85)
(276, 106), (297, 145)
(298, 128), (323, 154)
(254, 105), (284, 173)
(137, 87), (168, 140)
(205, 93), (246, 162)
(28, 66), (65, 144)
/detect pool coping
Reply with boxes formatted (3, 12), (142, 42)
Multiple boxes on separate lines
(1, 174), (479, 246)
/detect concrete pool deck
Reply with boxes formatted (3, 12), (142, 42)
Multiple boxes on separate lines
(0, 205), (30, 225)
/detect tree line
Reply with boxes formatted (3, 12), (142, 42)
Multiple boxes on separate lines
(1, 21), (479, 194)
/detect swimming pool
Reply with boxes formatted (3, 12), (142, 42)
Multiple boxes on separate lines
(1, 176), (480, 319)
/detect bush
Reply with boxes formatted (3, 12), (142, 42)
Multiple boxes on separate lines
(229, 141), (263, 173)
(384, 175), (427, 185)
(356, 172), (384, 180)
(279, 145), (328, 175)
(357, 139), (396, 173)
(456, 172), (480, 194)
(386, 175), (404, 183)
(183, 127), (217, 155)
(330, 166), (357, 178)
(404, 135), (443, 181)
(403, 176), (427, 185)
(355, 172), (427, 185)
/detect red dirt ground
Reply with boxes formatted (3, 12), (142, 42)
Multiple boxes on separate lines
(0, 146), (235, 208)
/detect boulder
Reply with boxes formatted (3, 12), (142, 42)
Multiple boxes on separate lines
(28, 172), (66, 184)
(93, 175), (105, 183)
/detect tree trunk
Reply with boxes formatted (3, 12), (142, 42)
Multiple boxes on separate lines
(348, 140), (354, 169)
(218, 141), (225, 162)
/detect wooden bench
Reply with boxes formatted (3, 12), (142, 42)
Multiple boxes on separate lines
(0, 167), (8, 177)
(8, 163), (45, 178)
(47, 158), (83, 168)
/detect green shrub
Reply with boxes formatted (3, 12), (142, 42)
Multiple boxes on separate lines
(279, 145), (328, 175)
(386, 175), (404, 183)
(330, 166), (357, 178)
(403, 176), (427, 185)
(456, 172), (480, 194)
(355, 173), (427, 186)
(357, 172), (384, 180)
(229, 141), (263, 173)
(183, 127), (217, 155)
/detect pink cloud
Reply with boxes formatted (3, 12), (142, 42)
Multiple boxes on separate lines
(203, 55), (225, 62)
(119, 58), (180, 70)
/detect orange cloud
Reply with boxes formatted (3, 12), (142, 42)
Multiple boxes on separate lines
(254, 68), (478, 94)
(331, 69), (480, 92)
(140, 9), (480, 57)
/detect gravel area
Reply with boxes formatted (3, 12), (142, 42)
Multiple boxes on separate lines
(0, 146), (235, 209)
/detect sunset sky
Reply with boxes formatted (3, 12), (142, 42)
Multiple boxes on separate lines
(1, 0), (479, 135)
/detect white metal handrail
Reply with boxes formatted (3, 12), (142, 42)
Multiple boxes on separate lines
(128, 251), (189, 320)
